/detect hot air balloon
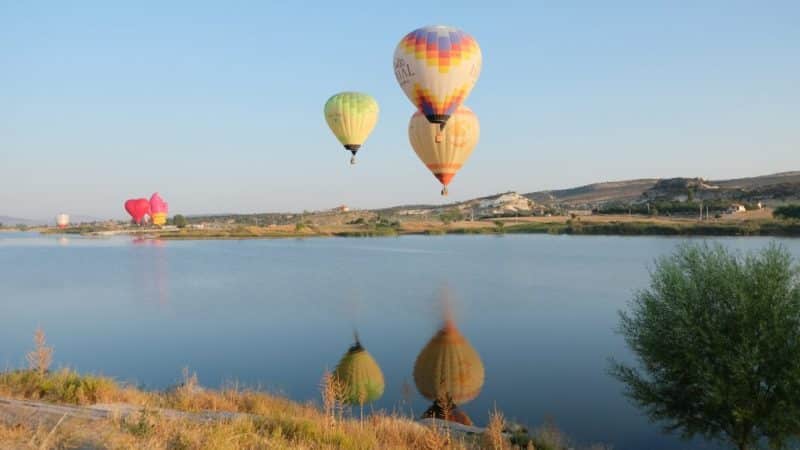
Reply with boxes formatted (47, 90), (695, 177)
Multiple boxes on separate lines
(408, 106), (480, 195)
(413, 319), (484, 425)
(324, 92), (380, 164)
(334, 333), (385, 405)
(124, 198), (150, 225)
(55, 213), (70, 229)
(394, 25), (481, 129)
(149, 193), (169, 226)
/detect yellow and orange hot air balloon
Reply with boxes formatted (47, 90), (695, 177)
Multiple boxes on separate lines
(413, 318), (484, 425)
(394, 25), (481, 129)
(408, 106), (480, 195)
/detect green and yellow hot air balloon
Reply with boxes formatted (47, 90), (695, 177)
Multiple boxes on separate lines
(334, 334), (385, 405)
(324, 92), (379, 164)
(413, 319), (484, 425)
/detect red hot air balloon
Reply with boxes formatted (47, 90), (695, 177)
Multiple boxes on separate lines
(124, 198), (151, 225)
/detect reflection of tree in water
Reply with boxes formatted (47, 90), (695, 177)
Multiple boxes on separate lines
(413, 286), (484, 425)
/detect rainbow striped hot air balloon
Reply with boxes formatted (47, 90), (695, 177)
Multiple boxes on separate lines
(394, 25), (481, 129)
(334, 334), (385, 405)
(149, 193), (168, 227)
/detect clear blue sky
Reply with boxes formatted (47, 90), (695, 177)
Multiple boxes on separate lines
(1, 1), (798, 219)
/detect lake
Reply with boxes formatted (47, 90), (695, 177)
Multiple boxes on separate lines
(1, 232), (798, 449)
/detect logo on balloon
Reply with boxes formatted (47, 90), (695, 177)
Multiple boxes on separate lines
(394, 58), (415, 86)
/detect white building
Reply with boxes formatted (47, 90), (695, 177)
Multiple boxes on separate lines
(728, 204), (746, 213)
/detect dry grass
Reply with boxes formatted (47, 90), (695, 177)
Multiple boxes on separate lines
(0, 329), (617, 449)
(0, 366), (618, 449)
(0, 411), (483, 450)
(484, 406), (508, 450)
(26, 327), (53, 376)
(0, 367), (486, 449)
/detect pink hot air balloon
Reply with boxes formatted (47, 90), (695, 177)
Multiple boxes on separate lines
(149, 193), (169, 226)
(124, 198), (151, 225)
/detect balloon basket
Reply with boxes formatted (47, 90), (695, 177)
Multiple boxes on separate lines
(421, 399), (473, 426)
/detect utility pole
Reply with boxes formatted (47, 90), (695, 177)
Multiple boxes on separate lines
(699, 202), (703, 221)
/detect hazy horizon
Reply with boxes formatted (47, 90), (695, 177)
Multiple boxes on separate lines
(2, 169), (799, 223)
(2, 2), (798, 219)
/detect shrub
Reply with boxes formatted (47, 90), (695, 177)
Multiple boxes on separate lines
(173, 215), (187, 228)
(774, 204), (800, 220)
(611, 243), (800, 450)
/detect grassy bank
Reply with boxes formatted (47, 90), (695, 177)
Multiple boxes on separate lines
(0, 330), (611, 449)
(414, 219), (800, 237)
(0, 367), (602, 450)
(556, 219), (800, 236)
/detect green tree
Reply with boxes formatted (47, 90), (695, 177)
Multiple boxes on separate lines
(774, 205), (800, 220)
(439, 208), (463, 225)
(173, 214), (187, 228)
(611, 243), (800, 450)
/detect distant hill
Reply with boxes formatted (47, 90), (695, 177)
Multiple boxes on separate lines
(522, 171), (800, 208)
(0, 216), (44, 226)
(0, 214), (106, 227)
(524, 179), (659, 207)
(713, 171), (800, 189)
(180, 171), (800, 225)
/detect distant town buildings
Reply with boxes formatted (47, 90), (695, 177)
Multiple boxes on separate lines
(728, 204), (747, 214)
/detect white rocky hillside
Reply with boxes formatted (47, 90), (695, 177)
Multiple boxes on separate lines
(394, 191), (535, 217)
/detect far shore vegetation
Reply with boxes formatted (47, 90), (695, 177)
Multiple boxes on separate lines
(26, 204), (800, 240)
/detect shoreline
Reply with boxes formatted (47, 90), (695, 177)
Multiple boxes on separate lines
(33, 216), (800, 240)
(0, 367), (552, 449)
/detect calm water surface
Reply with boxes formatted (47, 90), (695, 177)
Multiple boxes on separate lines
(2, 232), (798, 449)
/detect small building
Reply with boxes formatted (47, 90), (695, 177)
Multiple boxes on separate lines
(728, 204), (746, 214)
(331, 205), (350, 213)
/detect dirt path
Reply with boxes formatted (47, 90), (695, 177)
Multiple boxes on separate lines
(0, 395), (247, 428)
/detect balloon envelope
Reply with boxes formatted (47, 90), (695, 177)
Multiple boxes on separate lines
(408, 106), (480, 194)
(124, 198), (150, 225)
(394, 25), (481, 127)
(413, 319), (484, 405)
(334, 338), (385, 405)
(324, 92), (379, 163)
(55, 214), (69, 229)
(149, 193), (169, 226)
